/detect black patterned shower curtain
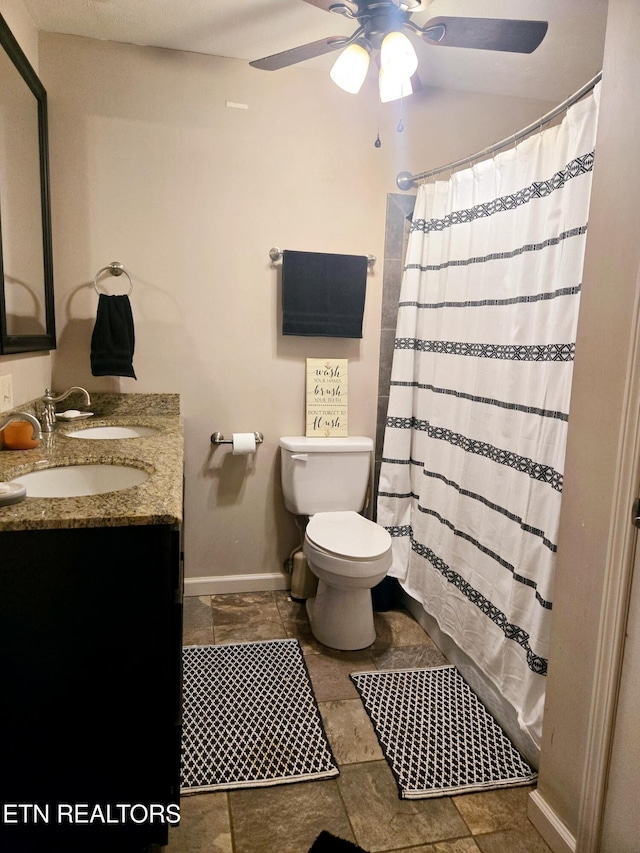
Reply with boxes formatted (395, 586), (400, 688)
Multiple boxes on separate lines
(378, 84), (600, 746)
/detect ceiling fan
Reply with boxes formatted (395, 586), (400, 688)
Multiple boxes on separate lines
(250, 1), (548, 100)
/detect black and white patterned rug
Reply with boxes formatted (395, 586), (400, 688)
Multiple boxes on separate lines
(181, 640), (338, 793)
(350, 665), (536, 799)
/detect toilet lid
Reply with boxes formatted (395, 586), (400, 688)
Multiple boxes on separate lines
(306, 511), (392, 560)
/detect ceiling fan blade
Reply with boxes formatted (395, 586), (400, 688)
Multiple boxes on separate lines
(299, 0), (430, 13)
(250, 36), (349, 71)
(300, 0), (358, 13)
(422, 17), (548, 54)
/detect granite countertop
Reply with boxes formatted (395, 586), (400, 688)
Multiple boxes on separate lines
(0, 393), (183, 531)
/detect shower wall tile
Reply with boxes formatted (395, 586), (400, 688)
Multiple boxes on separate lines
(384, 193), (416, 260)
(372, 459), (381, 522)
(375, 192), (415, 507)
(375, 395), (388, 460)
(393, 191), (418, 219)
(377, 329), (396, 397)
(381, 258), (404, 330)
(384, 202), (406, 259)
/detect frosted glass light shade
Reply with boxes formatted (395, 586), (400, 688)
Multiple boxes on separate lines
(330, 43), (370, 94)
(379, 67), (414, 103)
(380, 30), (418, 78)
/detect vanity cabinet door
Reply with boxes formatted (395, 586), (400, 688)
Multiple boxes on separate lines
(0, 523), (183, 851)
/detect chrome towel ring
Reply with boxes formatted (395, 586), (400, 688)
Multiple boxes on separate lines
(94, 261), (133, 295)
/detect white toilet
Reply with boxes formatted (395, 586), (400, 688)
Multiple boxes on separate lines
(279, 436), (393, 650)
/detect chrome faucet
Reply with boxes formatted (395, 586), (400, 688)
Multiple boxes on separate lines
(40, 386), (92, 433)
(0, 411), (42, 442)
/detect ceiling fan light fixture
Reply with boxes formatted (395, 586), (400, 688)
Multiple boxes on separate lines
(330, 41), (371, 94)
(380, 30), (418, 79)
(379, 67), (415, 103)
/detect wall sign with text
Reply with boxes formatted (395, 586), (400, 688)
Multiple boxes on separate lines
(306, 358), (348, 437)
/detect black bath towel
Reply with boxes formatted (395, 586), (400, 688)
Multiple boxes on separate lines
(282, 250), (368, 338)
(90, 293), (137, 379)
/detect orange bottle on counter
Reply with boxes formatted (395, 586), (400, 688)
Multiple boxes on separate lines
(2, 420), (40, 450)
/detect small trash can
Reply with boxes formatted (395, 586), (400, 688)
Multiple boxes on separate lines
(372, 576), (398, 612)
(290, 549), (318, 601)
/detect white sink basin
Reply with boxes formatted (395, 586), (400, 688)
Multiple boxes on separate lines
(11, 464), (151, 497)
(65, 425), (159, 440)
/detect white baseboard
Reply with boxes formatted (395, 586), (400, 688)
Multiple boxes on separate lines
(184, 572), (290, 597)
(528, 790), (576, 853)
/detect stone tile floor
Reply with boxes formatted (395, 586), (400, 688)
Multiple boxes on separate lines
(166, 591), (552, 853)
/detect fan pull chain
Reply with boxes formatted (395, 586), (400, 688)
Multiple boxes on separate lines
(397, 93), (405, 133)
(375, 93), (382, 148)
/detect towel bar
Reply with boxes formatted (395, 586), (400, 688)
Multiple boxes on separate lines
(269, 248), (376, 268)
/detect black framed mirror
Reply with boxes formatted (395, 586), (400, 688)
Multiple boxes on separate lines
(0, 13), (55, 354)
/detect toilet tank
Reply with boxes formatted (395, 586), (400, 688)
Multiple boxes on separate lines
(279, 436), (373, 515)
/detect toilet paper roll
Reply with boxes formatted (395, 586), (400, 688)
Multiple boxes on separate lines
(232, 432), (257, 455)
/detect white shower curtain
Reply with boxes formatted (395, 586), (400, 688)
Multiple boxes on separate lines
(378, 84), (600, 746)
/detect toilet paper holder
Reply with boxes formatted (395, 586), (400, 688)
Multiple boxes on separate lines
(211, 431), (264, 446)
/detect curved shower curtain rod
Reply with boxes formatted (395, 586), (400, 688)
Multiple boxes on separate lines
(396, 71), (602, 191)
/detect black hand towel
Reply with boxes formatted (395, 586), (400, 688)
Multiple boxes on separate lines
(282, 250), (368, 338)
(90, 293), (137, 379)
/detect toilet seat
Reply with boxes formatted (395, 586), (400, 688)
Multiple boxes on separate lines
(306, 511), (391, 560)
(304, 511), (393, 580)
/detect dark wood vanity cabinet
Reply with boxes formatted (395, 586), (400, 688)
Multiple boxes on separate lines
(0, 523), (183, 851)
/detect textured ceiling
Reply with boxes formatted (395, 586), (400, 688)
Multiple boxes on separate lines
(23, 0), (608, 103)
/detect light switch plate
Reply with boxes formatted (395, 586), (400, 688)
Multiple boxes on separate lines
(0, 374), (13, 412)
